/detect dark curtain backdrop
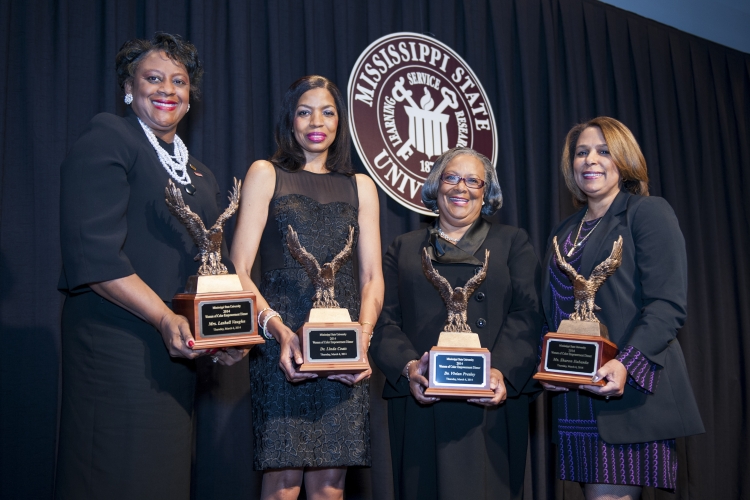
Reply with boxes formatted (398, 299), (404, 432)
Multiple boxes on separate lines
(1, 0), (748, 499)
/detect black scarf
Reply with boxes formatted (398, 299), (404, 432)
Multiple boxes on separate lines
(425, 217), (490, 265)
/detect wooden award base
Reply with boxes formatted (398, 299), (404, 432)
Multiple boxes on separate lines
(297, 309), (369, 373)
(533, 320), (618, 388)
(424, 332), (494, 399)
(172, 275), (264, 349)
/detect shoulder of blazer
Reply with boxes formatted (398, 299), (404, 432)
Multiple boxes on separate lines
(388, 227), (428, 253)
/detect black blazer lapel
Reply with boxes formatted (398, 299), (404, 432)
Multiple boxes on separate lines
(580, 191), (630, 276)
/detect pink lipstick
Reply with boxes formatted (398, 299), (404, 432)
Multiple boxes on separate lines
(307, 132), (327, 143)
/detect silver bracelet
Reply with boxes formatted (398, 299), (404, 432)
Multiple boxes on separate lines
(404, 359), (418, 382)
(257, 307), (273, 325)
(261, 311), (281, 340)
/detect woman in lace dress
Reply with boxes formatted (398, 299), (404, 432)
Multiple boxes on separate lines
(540, 117), (704, 499)
(230, 75), (383, 499)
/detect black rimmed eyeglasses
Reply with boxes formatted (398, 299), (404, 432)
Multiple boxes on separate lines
(440, 174), (486, 189)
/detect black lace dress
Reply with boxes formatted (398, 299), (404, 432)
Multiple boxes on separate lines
(249, 166), (370, 470)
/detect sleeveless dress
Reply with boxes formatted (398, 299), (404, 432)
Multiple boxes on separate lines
(549, 219), (677, 489)
(248, 166), (371, 470)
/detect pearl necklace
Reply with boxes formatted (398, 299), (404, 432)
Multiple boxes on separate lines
(567, 209), (603, 257)
(438, 227), (460, 244)
(137, 117), (193, 188)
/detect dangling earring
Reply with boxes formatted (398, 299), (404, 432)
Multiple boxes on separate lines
(124, 93), (133, 105)
(187, 104), (191, 112)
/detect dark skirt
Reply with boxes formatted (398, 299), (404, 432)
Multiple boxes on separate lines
(55, 291), (195, 500)
(555, 391), (678, 490)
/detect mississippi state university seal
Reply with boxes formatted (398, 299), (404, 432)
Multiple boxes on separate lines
(348, 32), (498, 216)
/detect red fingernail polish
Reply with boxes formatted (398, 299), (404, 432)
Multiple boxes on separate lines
(188, 340), (195, 348)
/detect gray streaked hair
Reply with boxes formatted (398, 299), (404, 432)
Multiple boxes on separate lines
(421, 147), (502, 215)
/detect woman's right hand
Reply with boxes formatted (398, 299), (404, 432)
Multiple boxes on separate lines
(268, 317), (318, 383)
(158, 312), (202, 359)
(407, 352), (439, 404)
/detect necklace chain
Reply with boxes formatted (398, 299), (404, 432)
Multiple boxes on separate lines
(566, 209), (603, 257)
(137, 118), (191, 186)
(438, 227), (460, 244)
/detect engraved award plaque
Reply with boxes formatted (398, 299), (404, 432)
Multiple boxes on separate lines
(534, 236), (623, 387)
(287, 225), (368, 373)
(422, 248), (494, 399)
(167, 179), (264, 349)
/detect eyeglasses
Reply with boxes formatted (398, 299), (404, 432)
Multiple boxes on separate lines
(440, 174), (486, 189)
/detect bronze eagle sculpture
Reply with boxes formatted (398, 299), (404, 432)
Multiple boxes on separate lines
(421, 247), (490, 332)
(553, 235), (623, 322)
(286, 225), (355, 309)
(164, 178), (241, 276)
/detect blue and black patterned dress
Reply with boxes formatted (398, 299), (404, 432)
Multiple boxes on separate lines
(248, 166), (370, 470)
(549, 219), (677, 489)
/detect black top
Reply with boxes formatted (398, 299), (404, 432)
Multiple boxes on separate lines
(59, 111), (230, 301)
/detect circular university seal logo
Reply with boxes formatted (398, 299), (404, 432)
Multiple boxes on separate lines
(348, 32), (498, 216)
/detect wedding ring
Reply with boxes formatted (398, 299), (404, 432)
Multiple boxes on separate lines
(211, 355), (219, 363)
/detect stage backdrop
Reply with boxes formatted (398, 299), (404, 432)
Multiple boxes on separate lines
(1, 0), (748, 499)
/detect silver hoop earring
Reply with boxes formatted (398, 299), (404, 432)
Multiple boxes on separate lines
(124, 93), (133, 105)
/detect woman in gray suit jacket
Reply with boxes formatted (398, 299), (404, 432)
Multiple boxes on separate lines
(541, 117), (704, 500)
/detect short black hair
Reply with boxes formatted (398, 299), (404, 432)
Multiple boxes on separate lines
(115, 32), (203, 100)
(270, 75), (353, 175)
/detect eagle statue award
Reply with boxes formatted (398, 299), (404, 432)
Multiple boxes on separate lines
(167, 179), (263, 349)
(422, 248), (494, 399)
(286, 225), (369, 373)
(533, 236), (623, 387)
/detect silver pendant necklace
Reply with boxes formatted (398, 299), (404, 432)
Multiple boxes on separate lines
(567, 209), (603, 257)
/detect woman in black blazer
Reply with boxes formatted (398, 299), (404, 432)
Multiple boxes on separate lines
(370, 147), (543, 500)
(56, 33), (243, 499)
(541, 117), (704, 499)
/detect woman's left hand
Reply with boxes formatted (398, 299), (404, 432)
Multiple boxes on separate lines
(468, 368), (507, 406)
(579, 359), (627, 398)
(327, 359), (372, 386)
(205, 347), (252, 367)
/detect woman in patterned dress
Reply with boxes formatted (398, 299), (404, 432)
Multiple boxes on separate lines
(230, 76), (383, 499)
(540, 117), (704, 499)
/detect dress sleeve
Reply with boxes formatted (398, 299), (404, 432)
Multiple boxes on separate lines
(623, 197), (688, 367)
(490, 228), (544, 396)
(616, 345), (661, 394)
(369, 238), (421, 389)
(59, 115), (136, 291)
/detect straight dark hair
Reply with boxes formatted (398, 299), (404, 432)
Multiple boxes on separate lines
(270, 76), (354, 175)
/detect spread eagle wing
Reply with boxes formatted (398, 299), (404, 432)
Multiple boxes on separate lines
(589, 236), (624, 287)
(165, 179), (208, 249)
(286, 225), (321, 278)
(463, 249), (490, 298)
(552, 236), (580, 283)
(210, 178), (241, 231)
(328, 226), (356, 275)
(421, 247), (455, 306)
